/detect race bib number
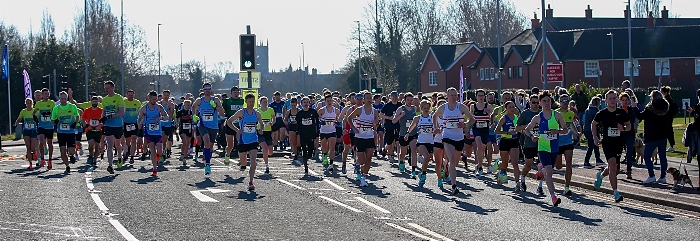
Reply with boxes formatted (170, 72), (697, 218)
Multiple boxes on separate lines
(531, 127), (539, 137)
(182, 123), (191, 130)
(359, 126), (372, 135)
(607, 127), (621, 137)
(275, 113), (284, 118)
(25, 123), (35, 129)
(420, 126), (433, 134)
(405, 120), (413, 127)
(544, 130), (557, 140)
(263, 119), (270, 126)
(476, 120), (488, 128)
(325, 120), (335, 126)
(445, 120), (460, 129)
(41, 115), (51, 122)
(126, 124), (136, 131)
(90, 119), (100, 126)
(106, 110), (115, 116)
(302, 118), (312, 126)
(148, 123), (160, 131)
(508, 126), (516, 133)
(203, 114), (214, 122)
(289, 116), (296, 123)
(230, 105), (240, 111)
(243, 124), (256, 133)
(59, 123), (70, 131)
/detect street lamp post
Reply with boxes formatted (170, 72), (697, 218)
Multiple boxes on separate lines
(180, 43), (183, 82)
(120, 0), (124, 94)
(541, 0), (548, 90)
(627, 0), (634, 88)
(302, 43), (305, 93)
(497, 0), (502, 96)
(157, 23), (161, 92)
(354, 20), (361, 92)
(608, 32), (615, 88)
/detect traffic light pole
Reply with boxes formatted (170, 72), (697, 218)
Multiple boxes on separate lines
(53, 69), (57, 99)
(246, 25), (252, 90)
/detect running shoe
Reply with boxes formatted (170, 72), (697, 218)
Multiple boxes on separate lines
(399, 163), (405, 172)
(354, 164), (360, 174)
(614, 192), (624, 203)
(536, 186), (544, 196)
(107, 165), (114, 174)
(583, 162), (593, 169)
(87, 156), (93, 165)
(204, 165), (211, 175)
(64, 166), (70, 174)
(158, 155), (164, 164)
(642, 176), (656, 184)
(563, 187), (573, 196)
(451, 185), (459, 195)
(74, 155), (79, 162)
(492, 158), (500, 173)
(498, 170), (508, 184)
(418, 174), (426, 188)
(360, 176), (368, 187)
(514, 181), (522, 192)
(437, 179), (443, 188)
(327, 164), (334, 173)
(341, 165), (347, 174)
(28, 162), (33, 169)
(151, 170), (157, 177)
(475, 167), (484, 177)
(487, 165), (493, 174)
(240, 165), (247, 171)
(552, 196), (561, 207)
(224, 156), (230, 166)
(444, 175), (451, 183)
(355, 173), (362, 181)
(47, 161), (53, 170)
(181, 156), (187, 166)
(79, 148), (84, 156)
(594, 171), (603, 190)
(411, 171), (417, 179)
(248, 182), (255, 191)
(129, 156), (134, 164)
(322, 155), (329, 165)
(39, 159), (45, 167)
(117, 159), (123, 169)
(520, 181), (527, 192)
(265, 166), (270, 174)
(656, 177), (667, 184)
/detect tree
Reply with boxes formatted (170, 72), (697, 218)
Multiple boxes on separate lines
(634, 0), (661, 18)
(448, 0), (527, 48)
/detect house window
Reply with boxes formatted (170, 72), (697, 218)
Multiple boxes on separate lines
(518, 66), (523, 78)
(624, 59), (639, 76)
(508, 67), (513, 79)
(490, 68), (495, 80)
(584, 61), (599, 77)
(428, 71), (437, 86)
(480, 68), (485, 80)
(695, 58), (700, 75)
(655, 59), (670, 76)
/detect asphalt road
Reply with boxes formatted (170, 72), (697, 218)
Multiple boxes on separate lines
(0, 142), (698, 240)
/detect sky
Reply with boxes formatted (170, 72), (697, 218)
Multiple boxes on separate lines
(0, 0), (698, 75)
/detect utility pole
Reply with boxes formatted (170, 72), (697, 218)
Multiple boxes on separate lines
(120, 0), (124, 94)
(180, 43), (183, 82)
(84, 0), (89, 101)
(541, 0), (548, 90)
(355, 21), (361, 92)
(497, 0), (502, 96)
(157, 23), (161, 92)
(627, 1), (634, 88)
(608, 32), (615, 88)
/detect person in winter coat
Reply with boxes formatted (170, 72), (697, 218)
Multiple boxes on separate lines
(635, 90), (672, 184)
(661, 86), (679, 152)
(583, 97), (602, 167)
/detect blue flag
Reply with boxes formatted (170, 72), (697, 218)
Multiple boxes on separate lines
(1, 44), (8, 80)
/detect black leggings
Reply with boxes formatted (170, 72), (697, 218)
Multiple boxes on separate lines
(300, 134), (315, 159)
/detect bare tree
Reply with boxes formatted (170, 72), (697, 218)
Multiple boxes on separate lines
(448, 0), (527, 48)
(634, 0), (662, 18)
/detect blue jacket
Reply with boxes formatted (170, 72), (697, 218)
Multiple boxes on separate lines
(583, 106), (599, 132)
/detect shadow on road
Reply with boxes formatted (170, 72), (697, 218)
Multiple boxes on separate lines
(130, 176), (159, 184)
(233, 191), (265, 201)
(619, 206), (674, 221)
(188, 178), (218, 189)
(512, 193), (603, 226)
(219, 175), (245, 185)
(92, 174), (119, 183)
(451, 199), (499, 215)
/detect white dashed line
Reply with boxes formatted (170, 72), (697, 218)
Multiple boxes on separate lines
(319, 196), (363, 213)
(407, 223), (454, 241)
(323, 179), (346, 190)
(385, 223), (437, 241)
(90, 194), (109, 212)
(277, 179), (306, 190)
(108, 220), (139, 241)
(354, 197), (391, 213)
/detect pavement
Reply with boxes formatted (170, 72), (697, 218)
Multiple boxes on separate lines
(0, 140), (698, 240)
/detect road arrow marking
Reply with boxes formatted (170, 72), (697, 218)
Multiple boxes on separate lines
(205, 188), (232, 194)
(190, 190), (220, 202)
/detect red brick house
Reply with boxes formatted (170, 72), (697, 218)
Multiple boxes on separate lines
(418, 42), (481, 93)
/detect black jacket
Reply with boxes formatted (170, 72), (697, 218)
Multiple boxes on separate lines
(636, 99), (671, 143)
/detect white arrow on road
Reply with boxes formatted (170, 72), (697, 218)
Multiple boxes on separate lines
(190, 188), (232, 202)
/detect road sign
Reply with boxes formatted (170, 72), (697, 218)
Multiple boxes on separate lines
(542, 63), (564, 83)
(241, 88), (258, 108)
(683, 98), (691, 110)
(239, 72), (261, 89)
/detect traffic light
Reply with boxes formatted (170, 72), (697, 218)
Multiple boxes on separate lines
(41, 75), (50, 89)
(371, 87), (383, 94)
(60, 76), (68, 91)
(370, 78), (377, 93)
(239, 34), (256, 71)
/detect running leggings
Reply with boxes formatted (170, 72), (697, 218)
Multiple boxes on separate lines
(300, 135), (315, 159)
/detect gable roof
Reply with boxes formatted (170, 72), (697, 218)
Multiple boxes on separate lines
(469, 47), (504, 68)
(504, 45), (534, 62)
(544, 17), (700, 31)
(419, 43), (481, 72)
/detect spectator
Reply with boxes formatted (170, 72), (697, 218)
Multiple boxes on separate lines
(621, 80), (630, 90)
(571, 84), (589, 122)
(637, 90), (672, 184)
(660, 86), (678, 152)
(583, 96), (603, 167)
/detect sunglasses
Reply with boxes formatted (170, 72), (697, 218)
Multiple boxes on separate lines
(531, 101), (539, 104)
(203, 87), (212, 90)
(561, 99), (569, 102)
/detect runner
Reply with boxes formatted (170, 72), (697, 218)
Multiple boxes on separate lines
(318, 94), (340, 172)
(176, 100), (195, 165)
(432, 88), (475, 195)
(222, 86), (244, 164)
(35, 88), (55, 167)
(296, 97), (320, 175)
(101, 81), (126, 174)
(406, 99), (434, 187)
(257, 96), (275, 174)
(270, 91), (287, 151)
(82, 97), (103, 167)
(192, 83), (225, 175)
(380, 91), (403, 163)
(433, 98), (446, 187)
(51, 91), (81, 174)
(16, 98), (38, 169)
(339, 93), (357, 174)
(284, 98), (300, 161)
(159, 90), (176, 160)
(123, 90), (141, 164)
(555, 94), (579, 196)
(524, 91), (569, 207)
(395, 93), (418, 178)
(494, 101), (521, 189)
(592, 90), (630, 203)
(515, 95), (541, 194)
(138, 91), (169, 177)
(346, 92), (379, 187)
(471, 89), (493, 176)
(226, 93), (262, 190)
(372, 94), (385, 156)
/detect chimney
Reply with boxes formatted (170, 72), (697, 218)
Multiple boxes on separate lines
(531, 13), (541, 29)
(647, 11), (655, 29)
(585, 5), (592, 19)
(624, 5), (630, 19)
(661, 6), (669, 19)
(546, 4), (553, 18)
(459, 37), (469, 43)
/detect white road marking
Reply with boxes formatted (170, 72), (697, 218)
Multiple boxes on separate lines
(90, 194), (109, 212)
(385, 223), (436, 241)
(354, 197), (391, 213)
(319, 196), (363, 213)
(108, 220), (139, 241)
(189, 190), (219, 202)
(407, 223), (454, 241)
(308, 170), (320, 176)
(323, 179), (346, 191)
(277, 179), (306, 190)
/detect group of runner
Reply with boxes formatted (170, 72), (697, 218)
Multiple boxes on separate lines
(15, 82), (637, 206)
